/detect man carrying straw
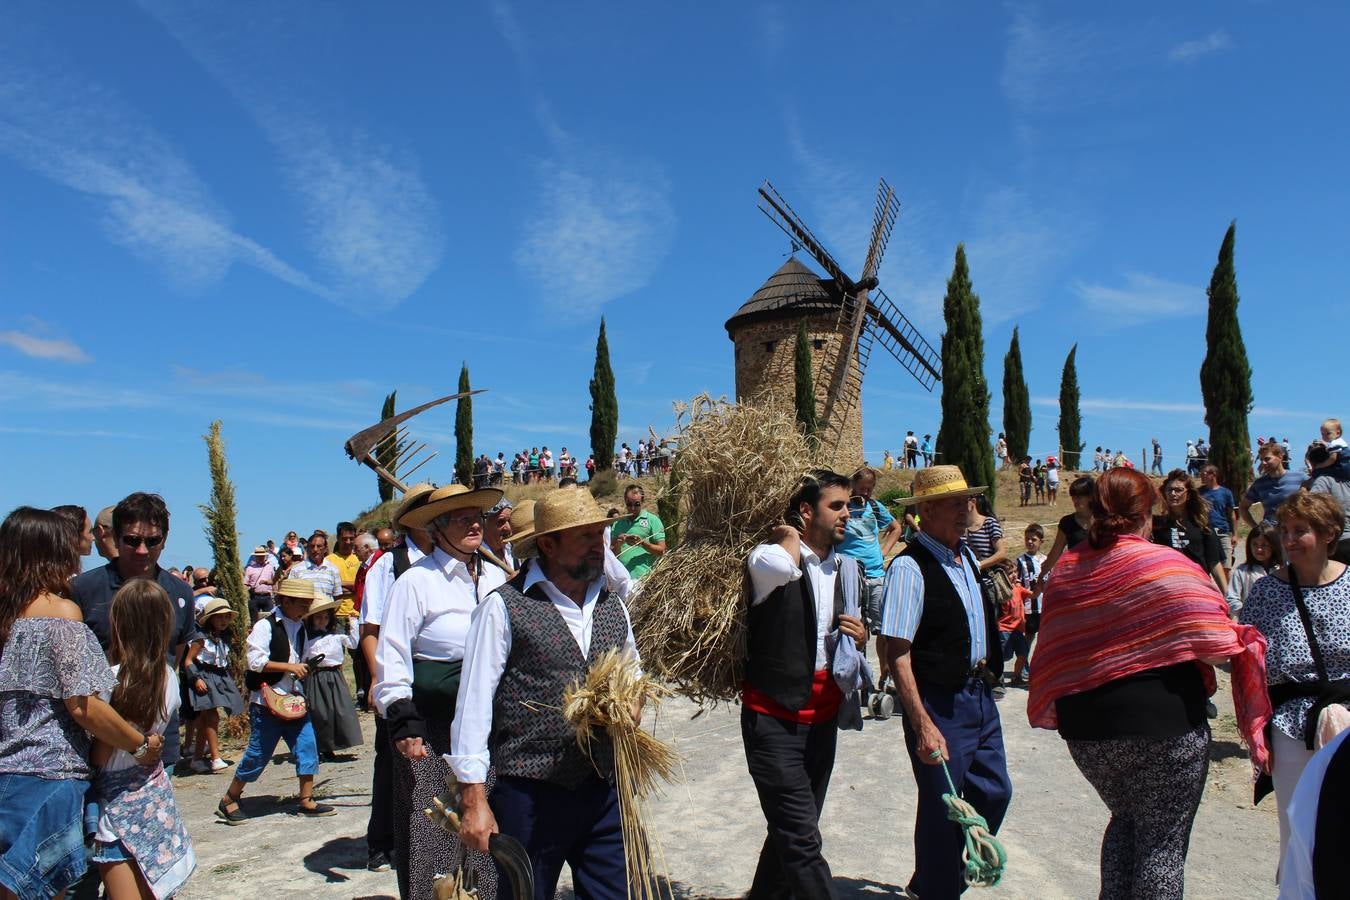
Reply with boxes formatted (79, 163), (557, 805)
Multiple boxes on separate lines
(741, 468), (870, 899)
(450, 489), (640, 899)
(881, 465), (1012, 900)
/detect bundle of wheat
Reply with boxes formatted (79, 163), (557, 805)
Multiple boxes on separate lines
(563, 649), (680, 900)
(633, 395), (819, 704)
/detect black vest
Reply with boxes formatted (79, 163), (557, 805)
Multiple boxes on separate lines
(391, 544), (413, 579)
(902, 539), (1002, 690)
(744, 554), (857, 712)
(490, 577), (629, 788)
(243, 615), (294, 691)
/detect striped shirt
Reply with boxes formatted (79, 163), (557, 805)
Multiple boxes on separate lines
(287, 559), (342, 602)
(880, 531), (987, 666)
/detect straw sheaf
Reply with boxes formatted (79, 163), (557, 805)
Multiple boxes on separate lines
(630, 394), (821, 705)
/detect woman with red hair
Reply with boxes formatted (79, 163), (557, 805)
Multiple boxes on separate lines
(1029, 468), (1270, 900)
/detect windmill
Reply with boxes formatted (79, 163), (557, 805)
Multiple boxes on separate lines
(724, 178), (942, 468)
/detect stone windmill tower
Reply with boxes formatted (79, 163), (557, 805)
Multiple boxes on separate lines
(725, 179), (942, 469)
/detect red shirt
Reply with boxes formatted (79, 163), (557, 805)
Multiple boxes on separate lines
(353, 549), (383, 614)
(742, 669), (843, 725)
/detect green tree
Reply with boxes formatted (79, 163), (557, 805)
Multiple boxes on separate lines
(199, 421), (250, 683)
(1058, 344), (1085, 470)
(455, 364), (473, 486)
(934, 244), (997, 507)
(1200, 222), (1255, 494)
(793, 320), (819, 446)
(1002, 326), (1032, 464)
(374, 390), (405, 503)
(589, 317), (619, 472)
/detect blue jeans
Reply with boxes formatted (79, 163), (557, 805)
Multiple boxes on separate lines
(0, 774), (88, 898)
(234, 704), (318, 782)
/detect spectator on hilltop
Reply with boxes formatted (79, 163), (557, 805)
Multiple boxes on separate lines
(882, 449), (894, 471)
(1018, 456), (1035, 507)
(1152, 437), (1164, 475)
(995, 432), (1010, 470)
(921, 434), (933, 467)
(1046, 456), (1061, 504)
(905, 430), (920, 469)
(1093, 447), (1104, 473)
(585, 453), (597, 481)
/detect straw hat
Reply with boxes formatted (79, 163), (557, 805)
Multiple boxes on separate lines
(196, 597), (235, 624)
(274, 578), (320, 602)
(393, 482), (438, 529)
(526, 489), (620, 545)
(400, 483), (504, 530)
(507, 499), (538, 558)
(306, 597), (341, 618)
(892, 465), (987, 507)
(251, 545), (268, 555)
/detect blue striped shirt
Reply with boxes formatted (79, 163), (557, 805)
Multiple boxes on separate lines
(880, 532), (987, 666)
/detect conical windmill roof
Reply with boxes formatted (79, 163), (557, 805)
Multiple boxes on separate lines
(725, 257), (844, 336)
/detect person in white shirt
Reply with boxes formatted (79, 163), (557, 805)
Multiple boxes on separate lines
(451, 489), (640, 899)
(358, 482), (437, 875)
(373, 483), (512, 900)
(1278, 728), (1350, 899)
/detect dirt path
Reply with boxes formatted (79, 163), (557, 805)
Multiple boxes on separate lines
(174, 665), (1277, 899)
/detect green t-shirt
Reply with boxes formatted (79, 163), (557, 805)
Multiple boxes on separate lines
(611, 510), (666, 578)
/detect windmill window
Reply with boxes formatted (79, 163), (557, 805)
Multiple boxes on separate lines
(812, 339), (825, 350)
(764, 341), (776, 353)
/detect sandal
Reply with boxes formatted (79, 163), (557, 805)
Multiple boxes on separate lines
(298, 799), (336, 817)
(217, 795), (248, 825)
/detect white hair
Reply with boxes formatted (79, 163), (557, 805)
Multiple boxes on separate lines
(355, 532), (379, 551)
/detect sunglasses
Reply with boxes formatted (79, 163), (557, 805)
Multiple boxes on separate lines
(120, 533), (164, 549)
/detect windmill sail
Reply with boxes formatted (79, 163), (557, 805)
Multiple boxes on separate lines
(864, 288), (942, 391)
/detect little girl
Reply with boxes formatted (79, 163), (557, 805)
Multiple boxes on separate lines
(182, 597), (246, 774)
(303, 597), (363, 761)
(92, 578), (195, 899)
(1225, 522), (1284, 617)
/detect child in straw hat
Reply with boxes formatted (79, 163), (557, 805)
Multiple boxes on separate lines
(303, 597), (363, 760)
(182, 597), (245, 774)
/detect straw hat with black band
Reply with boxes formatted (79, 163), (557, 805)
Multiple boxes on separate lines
(305, 597), (341, 618)
(891, 465), (987, 507)
(527, 489), (621, 548)
(197, 597), (235, 625)
(399, 483), (515, 574)
(274, 578), (320, 603)
(393, 482), (437, 530)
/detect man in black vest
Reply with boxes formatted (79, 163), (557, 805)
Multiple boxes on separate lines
(451, 488), (639, 900)
(882, 465), (1011, 900)
(742, 468), (868, 899)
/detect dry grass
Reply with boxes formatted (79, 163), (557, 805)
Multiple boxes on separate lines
(631, 395), (821, 705)
(563, 649), (680, 900)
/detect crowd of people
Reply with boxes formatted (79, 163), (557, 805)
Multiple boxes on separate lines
(1, 413), (1347, 899)
(468, 439), (677, 488)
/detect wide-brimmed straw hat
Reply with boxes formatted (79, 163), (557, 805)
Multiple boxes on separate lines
(274, 578), (320, 603)
(251, 545), (268, 555)
(892, 465), (987, 507)
(196, 597), (235, 624)
(393, 482), (438, 529)
(507, 499), (538, 559)
(526, 489), (620, 545)
(305, 597), (341, 617)
(400, 483), (504, 530)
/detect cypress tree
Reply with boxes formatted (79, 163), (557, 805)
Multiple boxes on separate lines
(1002, 326), (1031, 464)
(934, 244), (997, 507)
(793, 319), (819, 445)
(589, 317), (619, 471)
(375, 390), (404, 503)
(1200, 222), (1254, 494)
(1058, 344), (1084, 470)
(454, 364), (473, 486)
(199, 421), (250, 683)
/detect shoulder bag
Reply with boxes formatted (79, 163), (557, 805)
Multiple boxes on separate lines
(1288, 569), (1350, 750)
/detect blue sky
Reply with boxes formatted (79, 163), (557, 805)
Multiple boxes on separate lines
(3, 2), (1347, 568)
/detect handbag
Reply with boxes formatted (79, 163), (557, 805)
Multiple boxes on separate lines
(984, 567), (1015, 607)
(1288, 570), (1350, 750)
(261, 682), (307, 721)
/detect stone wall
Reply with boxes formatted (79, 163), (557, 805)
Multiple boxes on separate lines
(730, 314), (864, 471)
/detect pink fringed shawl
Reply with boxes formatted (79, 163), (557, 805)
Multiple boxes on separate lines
(1028, 534), (1271, 771)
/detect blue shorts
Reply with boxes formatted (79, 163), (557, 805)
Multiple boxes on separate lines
(0, 773), (88, 898)
(235, 704), (319, 782)
(91, 838), (131, 864)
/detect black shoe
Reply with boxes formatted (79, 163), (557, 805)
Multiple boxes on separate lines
(992, 686), (1007, 700)
(298, 800), (337, 817)
(1205, 700), (1219, 719)
(367, 851), (392, 872)
(217, 796), (248, 825)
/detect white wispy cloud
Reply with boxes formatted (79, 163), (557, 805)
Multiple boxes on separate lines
(0, 425), (152, 440)
(1072, 272), (1203, 323)
(1170, 30), (1233, 64)
(1033, 395), (1203, 414)
(1002, 8), (1107, 114)
(138, 2), (444, 311)
(0, 327), (91, 363)
(964, 186), (1075, 324)
(0, 58), (325, 298)
(0, 371), (158, 410)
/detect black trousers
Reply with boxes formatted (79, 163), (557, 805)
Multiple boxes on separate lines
(366, 715), (395, 855)
(351, 645), (372, 709)
(740, 706), (840, 900)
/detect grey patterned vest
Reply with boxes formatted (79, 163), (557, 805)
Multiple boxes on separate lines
(490, 578), (629, 788)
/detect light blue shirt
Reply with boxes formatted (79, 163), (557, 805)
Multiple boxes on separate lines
(880, 531), (987, 666)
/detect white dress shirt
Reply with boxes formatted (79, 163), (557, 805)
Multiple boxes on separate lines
(359, 542), (426, 628)
(447, 564), (640, 784)
(245, 612), (307, 706)
(747, 542), (837, 670)
(372, 548), (508, 716)
(1278, 728), (1350, 900)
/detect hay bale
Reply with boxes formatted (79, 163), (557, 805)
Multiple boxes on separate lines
(632, 395), (820, 705)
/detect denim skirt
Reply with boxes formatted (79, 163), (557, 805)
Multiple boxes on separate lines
(0, 773), (88, 899)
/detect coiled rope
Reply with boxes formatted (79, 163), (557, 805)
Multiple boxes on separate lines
(931, 750), (1007, 887)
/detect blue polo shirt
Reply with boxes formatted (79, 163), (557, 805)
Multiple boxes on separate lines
(1199, 485), (1236, 534)
(71, 562), (196, 657)
(1245, 471), (1306, 524)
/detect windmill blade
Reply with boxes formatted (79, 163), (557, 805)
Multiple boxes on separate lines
(858, 178), (898, 286)
(864, 288), (942, 391)
(757, 180), (856, 292)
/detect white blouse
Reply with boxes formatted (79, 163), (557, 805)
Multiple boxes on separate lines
(304, 618), (359, 668)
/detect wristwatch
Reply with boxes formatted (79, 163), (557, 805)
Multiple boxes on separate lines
(132, 736), (151, 762)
